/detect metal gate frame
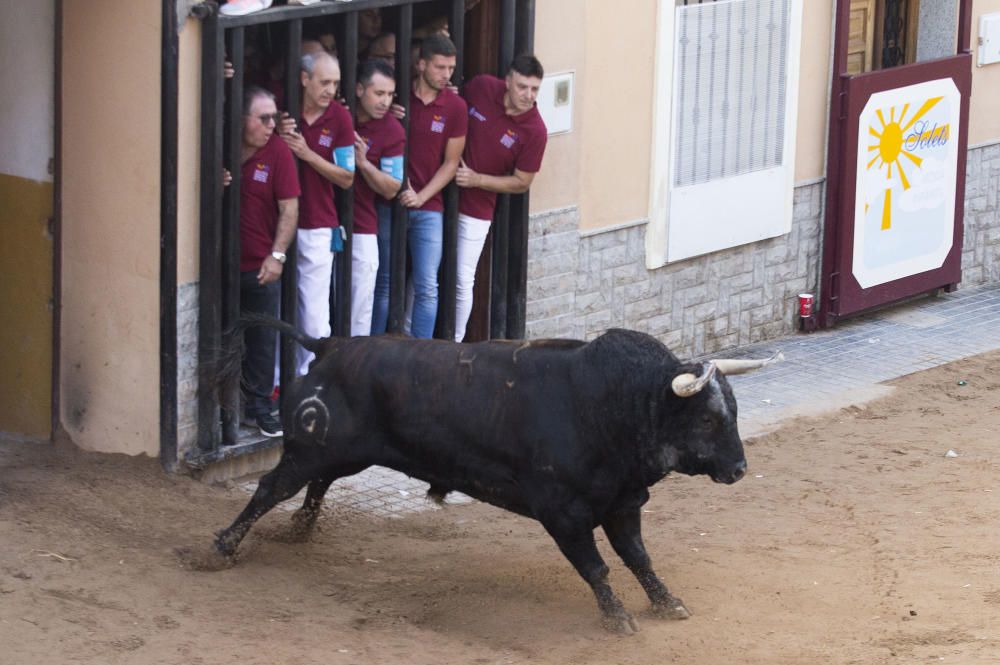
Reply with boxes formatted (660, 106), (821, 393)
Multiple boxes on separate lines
(180, 0), (536, 466)
(819, 0), (973, 327)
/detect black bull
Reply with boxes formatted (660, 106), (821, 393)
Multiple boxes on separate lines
(209, 316), (779, 633)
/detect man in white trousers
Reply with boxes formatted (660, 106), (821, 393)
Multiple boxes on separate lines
(454, 54), (547, 342)
(279, 51), (355, 372)
(352, 59), (406, 336)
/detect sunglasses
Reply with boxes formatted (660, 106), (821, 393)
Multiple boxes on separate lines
(247, 112), (282, 125)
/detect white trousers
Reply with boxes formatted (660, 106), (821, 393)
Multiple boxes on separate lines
(350, 233), (379, 337)
(295, 227), (334, 375)
(454, 214), (492, 343)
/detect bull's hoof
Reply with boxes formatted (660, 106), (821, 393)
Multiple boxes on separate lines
(212, 530), (241, 559)
(651, 596), (691, 620)
(174, 544), (235, 572)
(601, 608), (640, 635)
(426, 485), (450, 505)
(258, 509), (318, 543)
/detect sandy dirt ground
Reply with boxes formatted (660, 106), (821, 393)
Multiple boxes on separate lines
(2, 351), (1000, 665)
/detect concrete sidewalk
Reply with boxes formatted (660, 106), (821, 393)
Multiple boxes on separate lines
(248, 283), (1000, 517)
(725, 283), (1000, 436)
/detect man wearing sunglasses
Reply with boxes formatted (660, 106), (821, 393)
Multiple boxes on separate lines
(238, 86), (300, 438)
(279, 51), (355, 373)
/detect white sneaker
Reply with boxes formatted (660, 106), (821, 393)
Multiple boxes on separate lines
(220, 0), (273, 17)
(288, 0), (322, 4)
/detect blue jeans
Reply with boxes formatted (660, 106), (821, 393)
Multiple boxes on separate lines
(239, 270), (280, 417)
(371, 203), (394, 335)
(407, 210), (444, 338)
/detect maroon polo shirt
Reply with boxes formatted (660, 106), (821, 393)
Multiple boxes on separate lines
(240, 133), (301, 272)
(407, 85), (468, 212)
(354, 114), (406, 235)
(459, 75), (548, 220)
(297, 101), (354, 230)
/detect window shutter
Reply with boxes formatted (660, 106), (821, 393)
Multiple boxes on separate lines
(673, 0), (791, 188)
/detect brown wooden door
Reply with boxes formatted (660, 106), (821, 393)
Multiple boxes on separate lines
(847, 0), (877, 75)
(820, 0), (974, 327)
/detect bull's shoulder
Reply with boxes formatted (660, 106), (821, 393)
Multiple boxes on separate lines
(483, 337), (586, 350)
(586, 329), (681, 368)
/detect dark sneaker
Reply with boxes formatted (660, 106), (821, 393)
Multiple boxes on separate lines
(255, 413), (283, 438)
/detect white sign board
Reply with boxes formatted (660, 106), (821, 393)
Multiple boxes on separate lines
(536, 71), (573, 136)
(851, 78), (961, 288)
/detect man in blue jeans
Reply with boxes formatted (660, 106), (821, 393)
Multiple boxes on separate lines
(237, 87), (300, 437)
(374, 34), (467, 338)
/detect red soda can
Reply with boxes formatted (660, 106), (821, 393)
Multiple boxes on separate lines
(798, 293), (814, 318)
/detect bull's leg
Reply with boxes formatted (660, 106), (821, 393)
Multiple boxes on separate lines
(602, 509), (690, 620)
(289, 463), (368, 536)
(289, 475), (337, 534)
(541, 520), (639, 634)
(214, 456), (311, 557)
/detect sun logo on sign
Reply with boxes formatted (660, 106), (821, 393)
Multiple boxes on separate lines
(866, 96), (941, 230)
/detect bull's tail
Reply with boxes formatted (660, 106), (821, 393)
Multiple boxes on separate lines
(234, 312), (325, 355)
(201, 313), (325, 408)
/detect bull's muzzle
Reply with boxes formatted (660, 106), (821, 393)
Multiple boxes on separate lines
(712, 459), (747, 485)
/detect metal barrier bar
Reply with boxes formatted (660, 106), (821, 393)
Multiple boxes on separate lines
(221, 27), (246, 445)
(197, 8), (226, 452)
(449, 0), (466, 83)
(507, 0), (535, 340)
(488, 0), (517, 339)
(499, 0), (516, 73)
(333, 12), (358, 337)
(506, 191), (528, 339)
(435, 0), (468, 341)
(216, 0), (438, 29)
(160, 0), (180, 470)
(387, 3), (413, 335)
(280, 19), (303, 400)
(490, 193), (510, 338)
(514, 0), (534, 53)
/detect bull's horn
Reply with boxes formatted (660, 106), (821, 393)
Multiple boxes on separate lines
(671, 362), (718, 398)
(712, 351), (784, 376)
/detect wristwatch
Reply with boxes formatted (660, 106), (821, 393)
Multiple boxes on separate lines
(270, 250), (287, 264)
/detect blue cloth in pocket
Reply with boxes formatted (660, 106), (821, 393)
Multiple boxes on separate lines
(330, 226), (347, 252)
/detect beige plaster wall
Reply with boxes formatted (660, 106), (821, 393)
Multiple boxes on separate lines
(970, 0), (1000, 146)
(532, 0), (834, 230)
(61, 0), (160, 455)
(795, 0), (834, 182)
(178, 17), (202, 285)
(578, 2), (657, 231)
(528, 1), (584, 213)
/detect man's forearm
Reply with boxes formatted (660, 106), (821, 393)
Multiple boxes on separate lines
(472, 172), (532, 195)
(359, 159), (402, 200)
(418, 158), (460, 202)
(304, 149), (354, 189)
(273, 201), (298, 252)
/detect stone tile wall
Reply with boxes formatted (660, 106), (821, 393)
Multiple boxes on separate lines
(961, 141), (1000, 287)
(526, 143), (1000, 359)
(177, 281), (198, 458)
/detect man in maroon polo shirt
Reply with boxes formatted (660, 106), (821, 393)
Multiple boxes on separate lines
(391, 34), (468, 339)
(239, 86), (300, 438)
(454, 54), (547, 342)
(353, 59), (406, 337)
(279, 51), (355, 373)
